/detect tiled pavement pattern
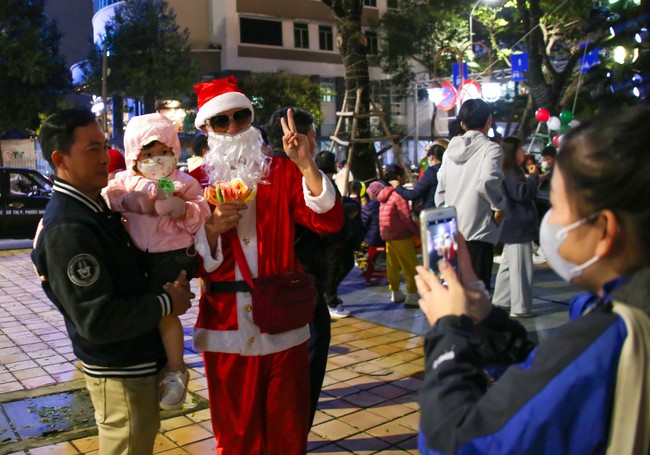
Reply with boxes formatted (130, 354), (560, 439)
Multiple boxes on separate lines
(0, 247), (574, 454)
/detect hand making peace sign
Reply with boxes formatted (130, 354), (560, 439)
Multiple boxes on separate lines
(280, 108), (313, 173)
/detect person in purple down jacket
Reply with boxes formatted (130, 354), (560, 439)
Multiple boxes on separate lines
(361, 181), (387, 248)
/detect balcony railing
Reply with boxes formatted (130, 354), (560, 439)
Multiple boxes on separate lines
(93, 0), (121, 14)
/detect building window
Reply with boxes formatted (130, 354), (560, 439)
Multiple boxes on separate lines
(365, 31), (378, 55)
(321, 79), (336, 103)
(319, 25), (333, 51)
(387, 0), (399, 8)
(294, 23), (309, 49)
(363, 0), (377, 6)
(240, 17), (283, 46)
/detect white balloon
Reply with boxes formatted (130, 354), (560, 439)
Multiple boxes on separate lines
(569, 119), (581, 128)
(547, 116), (561, 131)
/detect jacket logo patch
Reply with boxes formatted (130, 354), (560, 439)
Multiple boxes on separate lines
(67, 254), (100, 287)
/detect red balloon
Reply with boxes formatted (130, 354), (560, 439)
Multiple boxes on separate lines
(536, 108), (551, 122)
(552, 134), (562, 148)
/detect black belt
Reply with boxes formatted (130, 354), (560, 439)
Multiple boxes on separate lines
(209, 280), (252, 293)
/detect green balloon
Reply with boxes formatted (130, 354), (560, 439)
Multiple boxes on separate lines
(559, 124), (571, 134)
(559, 110), (573, 124)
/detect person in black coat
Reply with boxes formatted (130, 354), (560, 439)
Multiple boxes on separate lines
(394, 139), (448, 210)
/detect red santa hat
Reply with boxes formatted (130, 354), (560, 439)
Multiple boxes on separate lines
(194, 76), (254, 129)
(107, 149), (126, 174)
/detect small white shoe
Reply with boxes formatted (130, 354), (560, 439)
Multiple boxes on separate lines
(404, 293), (420, 308)
(391, 290), (405, 303)
(328, 304), (351, 319)
(159, 368), (189, 410)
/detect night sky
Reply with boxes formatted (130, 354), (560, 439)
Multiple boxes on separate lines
(45, 0), (94, 69)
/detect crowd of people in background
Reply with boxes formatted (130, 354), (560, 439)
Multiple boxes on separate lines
(31, 77), (649, 454)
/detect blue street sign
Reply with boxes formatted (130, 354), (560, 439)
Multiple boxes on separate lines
(511, 52), (528, 82)
(452, 62), (469, 88)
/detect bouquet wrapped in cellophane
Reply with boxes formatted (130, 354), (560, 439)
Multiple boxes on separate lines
(204, 178), (256, 204)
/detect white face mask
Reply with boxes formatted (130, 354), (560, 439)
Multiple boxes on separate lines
(541, 161), (551, 173)
(136, 155), (176, 180)
(539, 210), (600, 283)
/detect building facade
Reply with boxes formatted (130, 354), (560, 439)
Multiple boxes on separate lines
(85, 0), (426, 161)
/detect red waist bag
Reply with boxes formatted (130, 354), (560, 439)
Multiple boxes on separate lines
(228, 230), (316, 334)
(251, 271), (317, 334)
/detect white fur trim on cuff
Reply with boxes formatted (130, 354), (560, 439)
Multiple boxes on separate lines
(194, 226), (223, 272)
(303, 171), (336, 214)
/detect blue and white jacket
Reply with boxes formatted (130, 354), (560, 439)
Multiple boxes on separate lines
(418, 270), (650, 454)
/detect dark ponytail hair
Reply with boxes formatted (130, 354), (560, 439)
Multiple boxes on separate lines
(557, 106), (650, 262)
(501, 136), (524, 179)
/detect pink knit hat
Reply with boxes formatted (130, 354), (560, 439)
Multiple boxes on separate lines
(366, 181), (387, 200)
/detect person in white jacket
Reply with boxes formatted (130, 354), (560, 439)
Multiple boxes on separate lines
(435, 99), (506, 290)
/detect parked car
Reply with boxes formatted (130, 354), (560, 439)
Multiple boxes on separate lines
(0, 167), (52, 239)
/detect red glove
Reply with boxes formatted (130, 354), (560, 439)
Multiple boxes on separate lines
(155, 196), (186, 219)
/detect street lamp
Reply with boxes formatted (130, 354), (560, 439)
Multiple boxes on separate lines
(469, 0), (500, 44)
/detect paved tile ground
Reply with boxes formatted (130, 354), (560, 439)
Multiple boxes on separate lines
(0, 247), (574, 454)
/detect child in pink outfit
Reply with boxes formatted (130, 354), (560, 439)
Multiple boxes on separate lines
(103, 113), (211, 409)
(377, 164), (421, 308)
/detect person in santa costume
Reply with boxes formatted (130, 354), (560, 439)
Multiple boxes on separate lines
(192, 76), (344, 454)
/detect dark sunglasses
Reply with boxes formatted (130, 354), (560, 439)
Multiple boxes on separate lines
(206, 108), (252, 132)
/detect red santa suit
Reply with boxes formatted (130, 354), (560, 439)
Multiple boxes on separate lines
(194, 156), (343, 454)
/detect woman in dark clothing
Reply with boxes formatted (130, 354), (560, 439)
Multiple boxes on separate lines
(493, 136), (539, 317)
(394, 139), (448, 210)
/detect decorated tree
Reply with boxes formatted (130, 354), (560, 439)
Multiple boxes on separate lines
(374, 0), (468, 96)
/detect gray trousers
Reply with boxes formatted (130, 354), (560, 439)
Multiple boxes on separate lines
(492, 242), (534, 314)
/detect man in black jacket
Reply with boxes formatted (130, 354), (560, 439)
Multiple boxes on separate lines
(31, 108), (194, 454)
(265, 106), (336, 430)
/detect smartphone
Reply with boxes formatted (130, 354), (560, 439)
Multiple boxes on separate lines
(420, 206), (460, 282)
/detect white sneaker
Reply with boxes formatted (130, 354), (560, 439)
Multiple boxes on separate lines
(159, 368), (189, 410)
(404, 293), (419, 308)
(532, 252), (547, 265)
(391, 290), (405, 303)
(329, 303), (350, 319)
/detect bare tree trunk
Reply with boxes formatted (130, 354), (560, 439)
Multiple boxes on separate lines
(322, 0), (376, 182)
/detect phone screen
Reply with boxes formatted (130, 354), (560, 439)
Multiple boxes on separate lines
(425, 215), (460, 281)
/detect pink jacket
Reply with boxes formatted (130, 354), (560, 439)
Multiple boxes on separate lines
(104, 169), (210, 253)
(377, 186), (419, 241)
(102, 113), (210, 253)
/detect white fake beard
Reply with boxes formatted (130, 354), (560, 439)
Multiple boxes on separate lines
(204, 127), (271, 191)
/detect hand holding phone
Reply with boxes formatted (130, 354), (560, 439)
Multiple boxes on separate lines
(420, 207), (460, 283)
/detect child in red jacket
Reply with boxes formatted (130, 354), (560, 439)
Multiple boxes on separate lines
(378, 164), (420, 307)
